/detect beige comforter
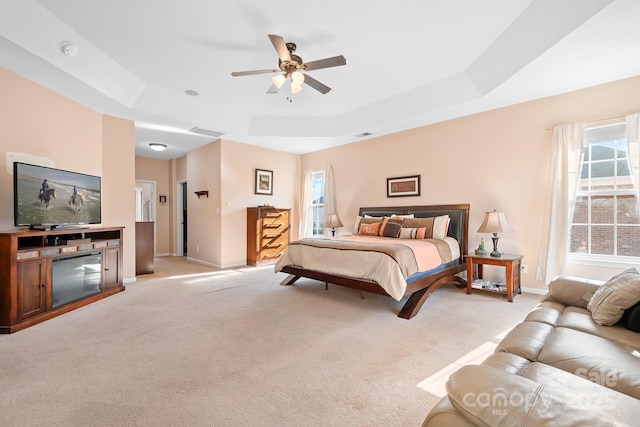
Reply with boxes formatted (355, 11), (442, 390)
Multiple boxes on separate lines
(274, 235), (459, 301)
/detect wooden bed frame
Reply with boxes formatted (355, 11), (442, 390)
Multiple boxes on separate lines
(279, 204), (470, 319)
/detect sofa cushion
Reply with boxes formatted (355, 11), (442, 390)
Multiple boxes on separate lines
(446, 364), (636, 427)
(558, 306), (640, 348)
(537, 327), (640, 399)
(522, 301), (564, 327)
(495, 321), (554, 361)
(481, 352), (531, 375)
(521, 362), (640, 426)
(587, 267), (640, 326)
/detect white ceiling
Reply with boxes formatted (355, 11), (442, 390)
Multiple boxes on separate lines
(1, 0), (639, 160)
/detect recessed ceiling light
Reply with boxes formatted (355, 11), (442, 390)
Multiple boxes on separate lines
(185, 89), (199, 96)
(149, 143), (167, 151)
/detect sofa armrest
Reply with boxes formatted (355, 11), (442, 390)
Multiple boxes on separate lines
(540, 275), (604, 309)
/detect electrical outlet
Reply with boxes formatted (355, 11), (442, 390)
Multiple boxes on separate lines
(521, 264), (528, 274)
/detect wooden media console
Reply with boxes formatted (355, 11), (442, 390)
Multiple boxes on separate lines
(0, 226), (124, 333)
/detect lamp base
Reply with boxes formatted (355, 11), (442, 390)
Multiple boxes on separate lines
(331, 228), (336, 236)
(490, 235), (501, 257)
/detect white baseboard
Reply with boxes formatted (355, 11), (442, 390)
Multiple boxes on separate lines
(521, 286), (547, 295)
(185, 257), (249, 270)
(123, 277), (137, 284)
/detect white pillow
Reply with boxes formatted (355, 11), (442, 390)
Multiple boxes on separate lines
(587, 268), (640, 326)
(432, 215), (450, 239)
(352, 216), (363, 235)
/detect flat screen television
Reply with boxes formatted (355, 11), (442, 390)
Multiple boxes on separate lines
(13, 162), (101, 229)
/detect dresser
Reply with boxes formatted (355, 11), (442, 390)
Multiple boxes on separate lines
(246, 206), (291, 266)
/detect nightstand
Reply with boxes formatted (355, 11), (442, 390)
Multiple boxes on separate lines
(465, 253), (523, 302)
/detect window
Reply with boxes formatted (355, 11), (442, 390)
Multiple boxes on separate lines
(310, 171), (324, 237)
(569, 123), (640, 260)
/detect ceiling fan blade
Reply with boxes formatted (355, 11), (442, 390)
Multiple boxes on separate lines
(266, 84), (280, 94)
(303, 74), (331, 94)
(231, 69), (277, 77)
(303, 55), (346, 71)
(268, 34), (292, 63)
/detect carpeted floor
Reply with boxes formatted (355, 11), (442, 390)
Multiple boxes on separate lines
(0, 257), (540, 426)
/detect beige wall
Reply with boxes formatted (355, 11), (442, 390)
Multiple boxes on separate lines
(135, 156), (172, 255)
(0, 67), (136, 281)
(102, 115), (136, 280)
(186, 140), (222, 265)
(180, 139), (299, 268)
(220, 139), (300, 267)
(301, 75), (640, 291)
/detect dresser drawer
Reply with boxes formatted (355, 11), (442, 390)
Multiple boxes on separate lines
(260, 249), (284, 261)
(261, 218), (288, 233)
(260, 232), (288, 250)
(260, 209), (288, 219)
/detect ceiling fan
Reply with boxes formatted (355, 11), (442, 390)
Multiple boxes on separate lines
(231, 34), (346, 97)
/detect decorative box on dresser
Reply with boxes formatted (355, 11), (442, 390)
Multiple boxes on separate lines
(0, 226), (124, 333)
(246, 206), (290, 266)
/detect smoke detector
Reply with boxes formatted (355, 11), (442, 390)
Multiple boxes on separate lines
(61, 42), (78, 57)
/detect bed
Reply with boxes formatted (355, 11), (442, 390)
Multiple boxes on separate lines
(275, 204), (469, 319)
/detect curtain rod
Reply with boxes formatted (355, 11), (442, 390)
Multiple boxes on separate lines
(546, 114), (625, 131)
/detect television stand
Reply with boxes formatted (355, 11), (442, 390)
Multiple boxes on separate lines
(0, 226), (124, 333)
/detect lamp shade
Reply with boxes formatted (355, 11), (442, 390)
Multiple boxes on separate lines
(325, 213), (344, 228)
(477, 210), (514, 234)
(291, 82), (303, 94)
(290, 71), (305, 85)
(272, 74), (286, 89)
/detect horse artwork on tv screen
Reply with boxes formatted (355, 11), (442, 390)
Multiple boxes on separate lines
(14, 162), (101, 228)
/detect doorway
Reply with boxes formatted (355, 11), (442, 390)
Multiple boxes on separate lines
(135, 180), (157, 255)
(176, 180), (187, 256)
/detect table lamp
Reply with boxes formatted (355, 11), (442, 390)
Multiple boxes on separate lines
(477, 210), (514, 257)
(326, 213), (343, 236)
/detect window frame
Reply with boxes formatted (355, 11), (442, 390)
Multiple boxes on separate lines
(310, 170), (325, 237)
(568, 122), (640, 265)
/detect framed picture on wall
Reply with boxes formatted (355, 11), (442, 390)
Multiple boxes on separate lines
(255, 168), (273, 195)
(387, 175), (421, 197)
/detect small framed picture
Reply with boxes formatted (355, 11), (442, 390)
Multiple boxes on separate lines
(387, 175), (421, 197)
(255, 169), (273, 195)
(159, 195), (167, 203)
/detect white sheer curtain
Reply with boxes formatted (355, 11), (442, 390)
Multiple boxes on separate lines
(536, 123), (585, 284)
(627, 113), (640, 213)
(323, 166), (337, 237)
(300, 170), (313, 238)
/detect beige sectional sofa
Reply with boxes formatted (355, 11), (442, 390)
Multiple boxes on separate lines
(424, 275), (640, 426)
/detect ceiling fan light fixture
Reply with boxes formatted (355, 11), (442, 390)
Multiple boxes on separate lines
(291, 83), (303, 94)
(272, 74), (286, 89)
(290, 71), (305, 85)
(149, 143), (167, 152)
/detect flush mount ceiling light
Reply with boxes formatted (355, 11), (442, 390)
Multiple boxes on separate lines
(185, 89), (199, 96)
(149, 143), (167, 151)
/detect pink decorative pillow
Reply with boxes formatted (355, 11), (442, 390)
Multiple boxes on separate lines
(358, 222), (381, 236)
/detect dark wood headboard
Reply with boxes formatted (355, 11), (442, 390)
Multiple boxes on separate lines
(358, 204), (470, 260)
